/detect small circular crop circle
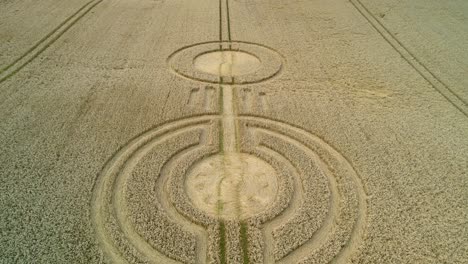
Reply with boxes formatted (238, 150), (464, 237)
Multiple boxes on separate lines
(167, 41), (283, 85)
(185, 152), (279, 220)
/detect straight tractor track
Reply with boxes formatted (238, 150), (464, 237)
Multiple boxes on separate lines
(349, 0), (468, 118)
(216, 0), (250, 262)
(0, 0), (104, 85)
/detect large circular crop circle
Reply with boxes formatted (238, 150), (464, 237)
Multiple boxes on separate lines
(91, 115), (367, 264)
(186, 152), (278, 220)
(167, 41), (283, 85)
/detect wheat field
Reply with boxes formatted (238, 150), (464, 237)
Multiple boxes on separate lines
(1, 0), (467, 263)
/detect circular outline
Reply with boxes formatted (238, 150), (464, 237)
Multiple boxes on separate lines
(91, 116), (215, 264)
(91, 115), (367, 264)
(171, 148), (292, 223)
(240, 116), (367, 263)
(167, 41), (284, 85)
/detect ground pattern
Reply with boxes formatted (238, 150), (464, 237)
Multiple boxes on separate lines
(91, 0), (367, 263)
(4, 0), (467, 263)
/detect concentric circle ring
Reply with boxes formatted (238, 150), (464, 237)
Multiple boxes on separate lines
(167, 41), (284, 85)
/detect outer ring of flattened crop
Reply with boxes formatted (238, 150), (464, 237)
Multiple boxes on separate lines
(167, 41), (284, 85)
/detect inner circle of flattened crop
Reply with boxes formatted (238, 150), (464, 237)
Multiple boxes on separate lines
(167, 41), (283, 85)
(186, 152), (279, 220)
(194, 51), (261, 77)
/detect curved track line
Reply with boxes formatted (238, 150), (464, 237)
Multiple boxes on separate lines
(255, 128), (340, 264)
(0, 0), (104, 84)
(167, 41), (284, 86)
(91, 115), (216, 263)
(256, 146), (303, 264)
(166, 41), (286, 63)
(241, 116), (368, 263)
(113, 127), (204, 263)
(156, 132), (214, 264)
(241, 114), (369, 196)
(170, 65), (284, 86)
(349, 0), (468, 118)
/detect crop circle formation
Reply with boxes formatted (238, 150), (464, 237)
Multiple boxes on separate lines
(94, 2), (365, 259)
(91, 116), (366, 264)
(167, 41), (283, 85)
